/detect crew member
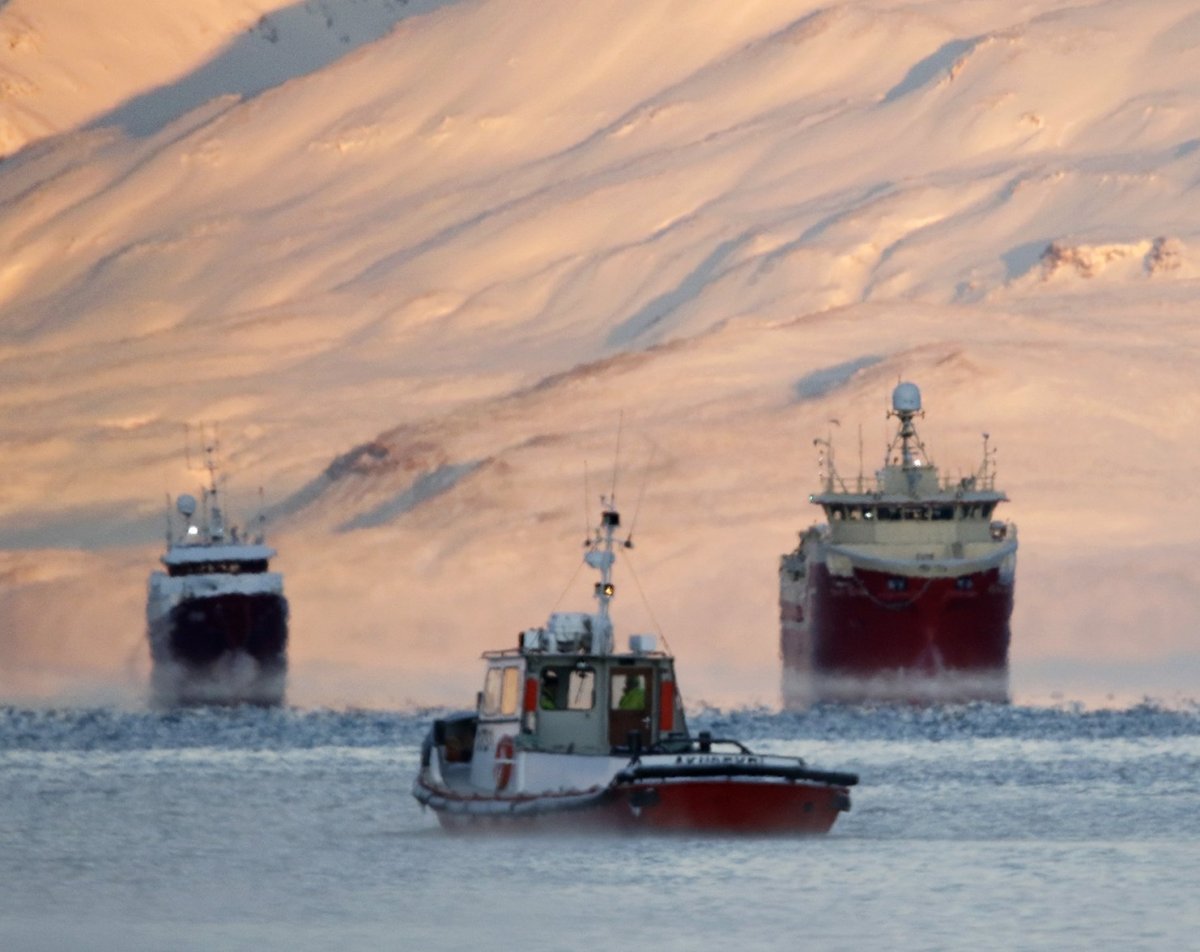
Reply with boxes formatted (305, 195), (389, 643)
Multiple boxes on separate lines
(540, 669), (560, 710)
(618, 675), (645, 710)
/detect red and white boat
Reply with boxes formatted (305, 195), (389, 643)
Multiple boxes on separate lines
(414, 497), (857, 833)
(780, 382), (1017, 707)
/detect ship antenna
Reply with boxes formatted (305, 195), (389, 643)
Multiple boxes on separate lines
(610, 410), (624, 504)
(814, 419), (843, 492)
(201, 423), (225, 542)
(979, 432), (995, 488)
(256, 485), (267, 544)
(582, 460), (593, 547)
(814, 437), (830, 490)
(623, 439), (657, 549)
(857, 423), (864, 493)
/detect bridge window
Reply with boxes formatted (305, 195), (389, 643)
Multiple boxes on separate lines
(539, 665), (596, 711)
(481, 665), (522, 717)
(167, 559), (268, 577)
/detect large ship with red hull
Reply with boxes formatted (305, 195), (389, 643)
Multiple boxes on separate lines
(780, 382), (1017, 707)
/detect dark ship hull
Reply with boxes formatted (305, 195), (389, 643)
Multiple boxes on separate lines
(149, 592), (288, 706)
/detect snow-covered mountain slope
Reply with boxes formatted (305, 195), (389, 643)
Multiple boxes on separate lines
(2, 0), (1200, 707)
(0, 0), (453, 155)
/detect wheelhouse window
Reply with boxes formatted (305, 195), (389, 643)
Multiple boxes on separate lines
(958, 503), (997, 520)
(481, 665), (521, 717)
(539, 665), (596, 711)
(167, 559), (268, 577)
(826, 504), (872, 521)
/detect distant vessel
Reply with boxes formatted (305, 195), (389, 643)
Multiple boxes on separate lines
(147, 440), (288, 706)
(415, 491), (857, 833)
(780, 382), (1017, 706)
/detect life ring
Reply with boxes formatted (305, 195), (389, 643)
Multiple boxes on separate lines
(493, 735), (516, 791)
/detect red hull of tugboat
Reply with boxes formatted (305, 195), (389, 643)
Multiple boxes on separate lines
(782, 562), (1013, 705)
(612, 779), (849, 834)
(419, 778), (851, 835)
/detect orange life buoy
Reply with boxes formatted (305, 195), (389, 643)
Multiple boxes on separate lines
(493, 735), (516, 791)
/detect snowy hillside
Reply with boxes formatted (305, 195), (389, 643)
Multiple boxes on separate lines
(2, 0), (1200, 707)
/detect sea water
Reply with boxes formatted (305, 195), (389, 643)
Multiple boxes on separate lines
(2, 703), (1197, 952)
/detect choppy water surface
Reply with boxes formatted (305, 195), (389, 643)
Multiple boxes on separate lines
(2, 703), (1198, 951)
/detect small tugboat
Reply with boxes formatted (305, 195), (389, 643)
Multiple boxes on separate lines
(780, 381), (1018, 707)
(414, 493), (857, 833)
(146, 441), (288, 706)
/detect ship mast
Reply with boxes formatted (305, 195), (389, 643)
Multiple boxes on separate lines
(886, 382), (928, 470)
(584, 499), (619, 654)
(203, 437), (226, 543)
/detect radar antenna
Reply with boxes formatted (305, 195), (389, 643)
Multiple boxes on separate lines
(885, 382), (929, 470)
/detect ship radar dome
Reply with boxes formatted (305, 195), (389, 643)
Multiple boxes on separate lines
(176, 494), (197, 518)
(892, 382), (922, 414)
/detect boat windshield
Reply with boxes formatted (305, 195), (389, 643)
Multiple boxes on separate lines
(166, 559), (268, 577)
(481, 665), (521, 717)
(538, 665), (596, 711)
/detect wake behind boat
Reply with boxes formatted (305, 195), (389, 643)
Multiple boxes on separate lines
(147, 439), (288, 706)
(414, 491), (857, 833)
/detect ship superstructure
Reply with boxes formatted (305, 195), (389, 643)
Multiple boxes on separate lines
(780, 382), (1017, 706)
(147, 443), (288, 706)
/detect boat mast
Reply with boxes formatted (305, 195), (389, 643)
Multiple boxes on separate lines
(183, 422), (227, 544)
(885, 382), (929, 469)
(204, 436), (225, 543)
(883, 382), (932, 495)
(584, 499), (619, 654)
